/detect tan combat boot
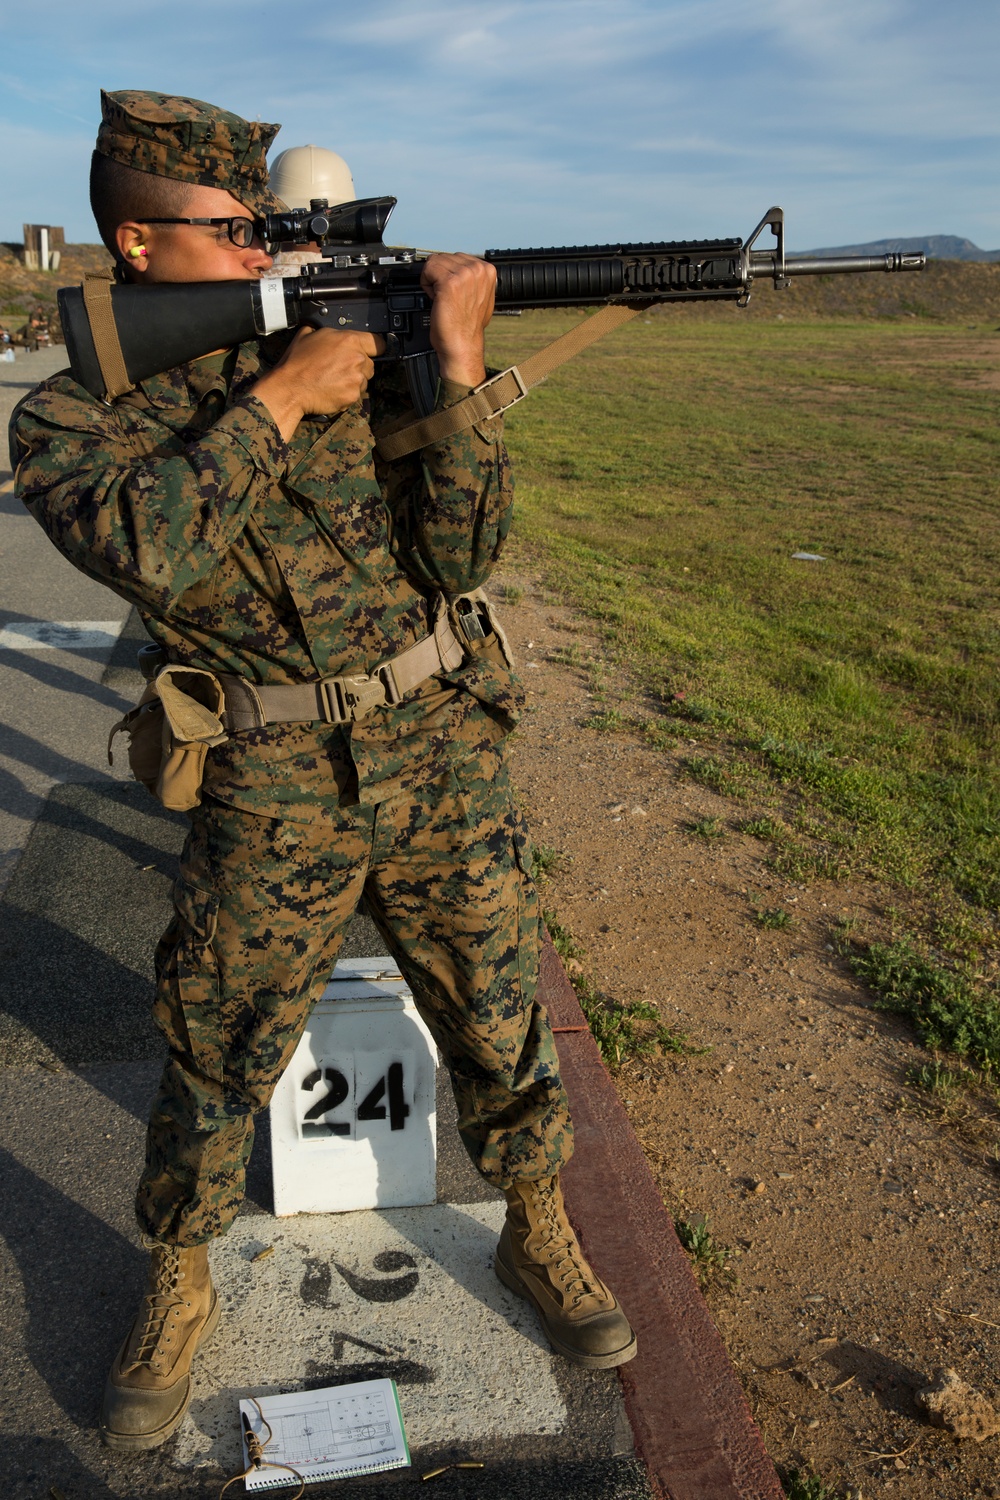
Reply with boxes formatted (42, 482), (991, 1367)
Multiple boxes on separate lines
(495, 1174), (637, 1369)
(100, 1240), (221, 1450)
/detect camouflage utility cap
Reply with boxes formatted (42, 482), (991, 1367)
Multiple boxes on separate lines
(96, 90), (284, 215)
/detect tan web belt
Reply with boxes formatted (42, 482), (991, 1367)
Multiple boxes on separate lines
(216, 608), (470, 732)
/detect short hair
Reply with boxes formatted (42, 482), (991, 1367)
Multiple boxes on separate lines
(89, 152), (194, 254)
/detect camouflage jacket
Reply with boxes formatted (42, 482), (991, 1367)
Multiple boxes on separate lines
(10, 339), (523, 818)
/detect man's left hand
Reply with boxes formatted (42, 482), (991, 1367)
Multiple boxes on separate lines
(421, 253), (496, 388)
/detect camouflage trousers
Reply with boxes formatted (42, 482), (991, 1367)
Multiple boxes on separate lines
(136, 744), (573, 1245)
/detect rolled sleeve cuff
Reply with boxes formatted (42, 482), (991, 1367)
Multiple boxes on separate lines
(213, 396), (291, 478)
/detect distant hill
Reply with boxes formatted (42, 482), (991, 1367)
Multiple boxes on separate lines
(795, 235), (1000, 263)
(0, 241), (114, 336)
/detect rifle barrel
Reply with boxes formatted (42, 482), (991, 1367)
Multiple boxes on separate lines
(753, 251), (927, 277)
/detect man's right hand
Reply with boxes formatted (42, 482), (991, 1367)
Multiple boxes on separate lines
(252, 326), (384, 441)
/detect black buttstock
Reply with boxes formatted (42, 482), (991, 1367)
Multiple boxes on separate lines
(58, 281), (267, 399)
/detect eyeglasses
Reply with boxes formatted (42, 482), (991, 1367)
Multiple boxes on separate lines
(141, 217), (259, 248)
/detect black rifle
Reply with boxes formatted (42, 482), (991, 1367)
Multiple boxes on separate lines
(59, 197), (925, 413)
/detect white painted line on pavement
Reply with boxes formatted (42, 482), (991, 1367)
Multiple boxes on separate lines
(0, 477), (13, 495)
(0, 620), (124, 651)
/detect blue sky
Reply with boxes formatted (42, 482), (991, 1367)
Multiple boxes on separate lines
(2, 0), (998, 252)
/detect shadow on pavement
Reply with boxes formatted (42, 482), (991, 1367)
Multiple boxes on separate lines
(101, 605), (153, 693)
(0, 721), (124, 802)
(1, 489), (27, 518)
(0, 1147), (145, 1428)
(0, 782), (186, 1070)
(0, 613), (134, 710)
(5, 1437), (120, 1500)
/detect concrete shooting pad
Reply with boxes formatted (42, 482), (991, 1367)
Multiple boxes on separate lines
(2, 367), (781, 1499)
(176, 1206), (579, 1468)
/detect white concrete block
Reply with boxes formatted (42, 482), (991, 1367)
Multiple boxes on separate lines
(270, 957), (438, 1215)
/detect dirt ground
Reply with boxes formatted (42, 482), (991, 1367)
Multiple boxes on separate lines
(493, 564), (1000, 1500)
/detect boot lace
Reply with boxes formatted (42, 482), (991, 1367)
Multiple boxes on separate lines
(529, 1182), (594, 1308)
(128, 1243), (188, 1368)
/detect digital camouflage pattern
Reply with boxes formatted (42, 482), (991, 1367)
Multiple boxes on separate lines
(140, 742), (571, 1244)
(10, 311), (571, 1244)
(95, 90), (284, 216)
(11, 347), (522, 811)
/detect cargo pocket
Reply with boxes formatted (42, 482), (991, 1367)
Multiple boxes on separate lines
(153, 879), (225, 1085)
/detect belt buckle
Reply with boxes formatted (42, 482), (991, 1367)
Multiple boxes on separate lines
(374, 661), (402, 706)
(318, 672), (392, 723)
(473, 363), (530, 415)
(346, 675), (387, 718)
(318, 677), (348, 723)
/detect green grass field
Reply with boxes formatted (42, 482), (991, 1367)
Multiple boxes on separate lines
(489, 309), (998, 1024)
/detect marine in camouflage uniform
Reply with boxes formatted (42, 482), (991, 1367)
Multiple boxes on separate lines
(10, 90), (636, 1451)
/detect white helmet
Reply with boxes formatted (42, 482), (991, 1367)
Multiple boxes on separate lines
(269, 145), (356, 209)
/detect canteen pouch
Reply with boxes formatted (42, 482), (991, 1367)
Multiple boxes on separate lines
(108, 665), (228, 811)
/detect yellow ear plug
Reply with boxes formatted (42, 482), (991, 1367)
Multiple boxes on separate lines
(129, 245), (148, 258)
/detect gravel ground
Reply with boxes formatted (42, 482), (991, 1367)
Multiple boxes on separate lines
(496, 562), (1000, 1500)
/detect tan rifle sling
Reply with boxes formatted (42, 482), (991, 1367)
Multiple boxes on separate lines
(374, 302), (643, 462)
(81, 272), (134, 400)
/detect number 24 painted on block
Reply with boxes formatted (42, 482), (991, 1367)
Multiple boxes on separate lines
(301, 1061), (410, 1137)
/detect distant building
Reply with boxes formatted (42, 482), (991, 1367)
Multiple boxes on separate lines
(23, 225), (65, 272)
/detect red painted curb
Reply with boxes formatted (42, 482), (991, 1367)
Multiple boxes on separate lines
(539, 936), (784, 1500)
